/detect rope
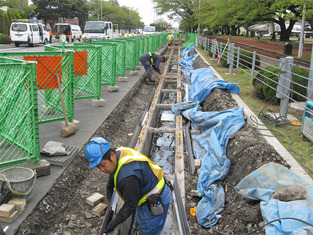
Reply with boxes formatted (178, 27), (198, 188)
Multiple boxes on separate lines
(0, 169), (37, 196)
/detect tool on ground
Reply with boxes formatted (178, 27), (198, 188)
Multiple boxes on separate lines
(99, 190), (119, 235)
(0, 182), (11, 206)
(56, 74), (77, 137)
(217, 35), (231, 64)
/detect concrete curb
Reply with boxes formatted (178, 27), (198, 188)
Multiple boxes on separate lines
(196, 48), (313, 185)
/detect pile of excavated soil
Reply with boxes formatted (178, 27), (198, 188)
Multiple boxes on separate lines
(16, 48), (290, 235)
(184, 50), (289, 234)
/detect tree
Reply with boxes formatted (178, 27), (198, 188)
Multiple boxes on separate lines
(153, 0), (197, 32)
(32, 0), (88, 27)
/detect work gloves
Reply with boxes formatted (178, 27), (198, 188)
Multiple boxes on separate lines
(104, 219), (119, 233)
(159, 71), (162, 75)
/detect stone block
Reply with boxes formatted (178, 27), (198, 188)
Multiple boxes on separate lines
(0, 210), (19, 223)
(20, 159), (50, 177)
(8, 198), (26, 213)
(61, 119), (80, 130)
(107, 85), (119, 92)
(117, 76), (128, 82)
(135, 66), (141, 70)
(91, 99), (106, 107)
(0, 204), (16, 218)
(92, 202), (108, 217)
(130, 71), (138, 76)
(86, 192), (104, 207)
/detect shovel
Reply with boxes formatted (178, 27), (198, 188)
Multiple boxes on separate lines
(56, 74), (77, 137)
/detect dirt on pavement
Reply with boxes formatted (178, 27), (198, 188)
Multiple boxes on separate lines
(16, 46), (292, 235)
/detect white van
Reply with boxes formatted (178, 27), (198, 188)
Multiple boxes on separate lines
(83, 21), (113, 41)
(55, 23), (82, 42)
(10, 22), (50, 46)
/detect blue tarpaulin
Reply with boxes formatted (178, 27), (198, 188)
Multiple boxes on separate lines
(236, 162), (313, 234)
(189, 68), (240, 103)
(172, 101), (245, 227)
(179, 44), (199, 76)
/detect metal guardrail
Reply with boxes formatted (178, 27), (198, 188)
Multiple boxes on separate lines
(196, 35), (313, 115)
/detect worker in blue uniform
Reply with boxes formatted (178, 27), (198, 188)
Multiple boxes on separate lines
(139, 52), (167, 83)
(85, 137), (171, 234)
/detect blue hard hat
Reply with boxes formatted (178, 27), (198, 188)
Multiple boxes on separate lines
(85, 137), (111, 168)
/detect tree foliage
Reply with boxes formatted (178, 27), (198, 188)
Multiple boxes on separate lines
(153, 0), (197, 32)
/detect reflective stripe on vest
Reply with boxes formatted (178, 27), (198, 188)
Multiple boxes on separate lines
(148, 52), (160, 65)
(114, 147), (165, 206)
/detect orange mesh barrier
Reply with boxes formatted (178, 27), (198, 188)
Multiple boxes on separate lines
(74, 51), (88, 76)
(24, 56), (62, 89)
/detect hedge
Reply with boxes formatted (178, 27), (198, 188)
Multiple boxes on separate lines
(253, 65), (308, 104)
(0, 34), (11, 44)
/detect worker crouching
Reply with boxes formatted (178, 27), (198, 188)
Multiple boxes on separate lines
(85, 137), (172, 234)
(140, 52), (167, 84)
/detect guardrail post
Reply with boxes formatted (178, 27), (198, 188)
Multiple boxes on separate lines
(276, 56), (294, 117)
(196, 35), (198, 46)
(204, 37), (207, 52)
(236, 47), (240, 68)
(251, 51), (256, 78)
(307, 44), (313, 100)
(212, 39), (217, 58)
(228, 43), (235, 74)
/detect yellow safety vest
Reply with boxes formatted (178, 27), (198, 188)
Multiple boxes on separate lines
(168, 35), (172, 41)
(148, 52), (160, 65)
(114, 147), (165, 206)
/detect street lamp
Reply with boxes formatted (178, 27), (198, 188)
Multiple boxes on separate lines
(197, 0), (201, 35)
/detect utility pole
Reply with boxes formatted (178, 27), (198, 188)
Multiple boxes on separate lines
(20, 0), (23, 13)
(197, 0), (201, 35)
(298, 4), (306, 58)
(101, 0), (102, 21)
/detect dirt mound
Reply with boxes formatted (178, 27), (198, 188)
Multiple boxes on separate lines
(183, 49), (289, 234)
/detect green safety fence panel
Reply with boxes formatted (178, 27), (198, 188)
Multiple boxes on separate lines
(85, 41), (117, 86)
(143, 36), (150, 53)
(0, 51), (74, 124)
(114, 38), (137, 71)
(103, 39), (126, 77)
(0, 57), (40, 167)
(45, 44), (102, 100)
(138, 37), (145, 58)
(187, 33), (196, 44)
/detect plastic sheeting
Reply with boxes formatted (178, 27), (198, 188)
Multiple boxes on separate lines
(179, 44), (199, 76)
(172, 101), (245, 227)
(236, 162), (313, 234)
(189, 68), (240, 103)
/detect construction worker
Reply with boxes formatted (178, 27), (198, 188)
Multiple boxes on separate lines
(139, 52), (167, 83)
(85, 137), (172, 234)
(48, 27), (52, 44)
(167, 34), (173, 46)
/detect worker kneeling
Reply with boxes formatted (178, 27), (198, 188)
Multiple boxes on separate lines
(140, 52), (167, 84)
(85, 137), (172, 234)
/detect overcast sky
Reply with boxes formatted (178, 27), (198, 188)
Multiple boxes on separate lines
(117, 0), (178, 27)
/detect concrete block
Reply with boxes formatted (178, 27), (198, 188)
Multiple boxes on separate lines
(0, 204), (16, 218)
(194, 159), (201, 169)
(8, 198), (26, 213)
(92, 202), (108, 217)
(0, 210), (19, 223)
(135, 66), (141, 70)
(91, 99), (106, 107)
(117, 76), (128, 82)
(107, 85), (119, 92)
(61, 119), (80, 130)
(86, 192), (104, 206)
(130, 71), (138, 76)
(19, 159), (50, 177)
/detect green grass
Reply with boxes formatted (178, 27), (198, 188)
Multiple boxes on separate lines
(196, 46), (313, 180)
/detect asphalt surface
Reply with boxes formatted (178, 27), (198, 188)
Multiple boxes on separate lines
(0, 60), (146, 235)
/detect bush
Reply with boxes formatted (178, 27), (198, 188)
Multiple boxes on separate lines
(253, 65), (309, 104)
(0, 34), (11, 44)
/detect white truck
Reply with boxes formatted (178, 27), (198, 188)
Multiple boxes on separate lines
(10, 21), (50, 47)
(83, 21), (115, 41)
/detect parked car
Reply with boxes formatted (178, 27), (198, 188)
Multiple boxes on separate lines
(10, 21), (50, 46)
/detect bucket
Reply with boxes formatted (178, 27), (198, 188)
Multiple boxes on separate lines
(0, 167), (36, 201)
